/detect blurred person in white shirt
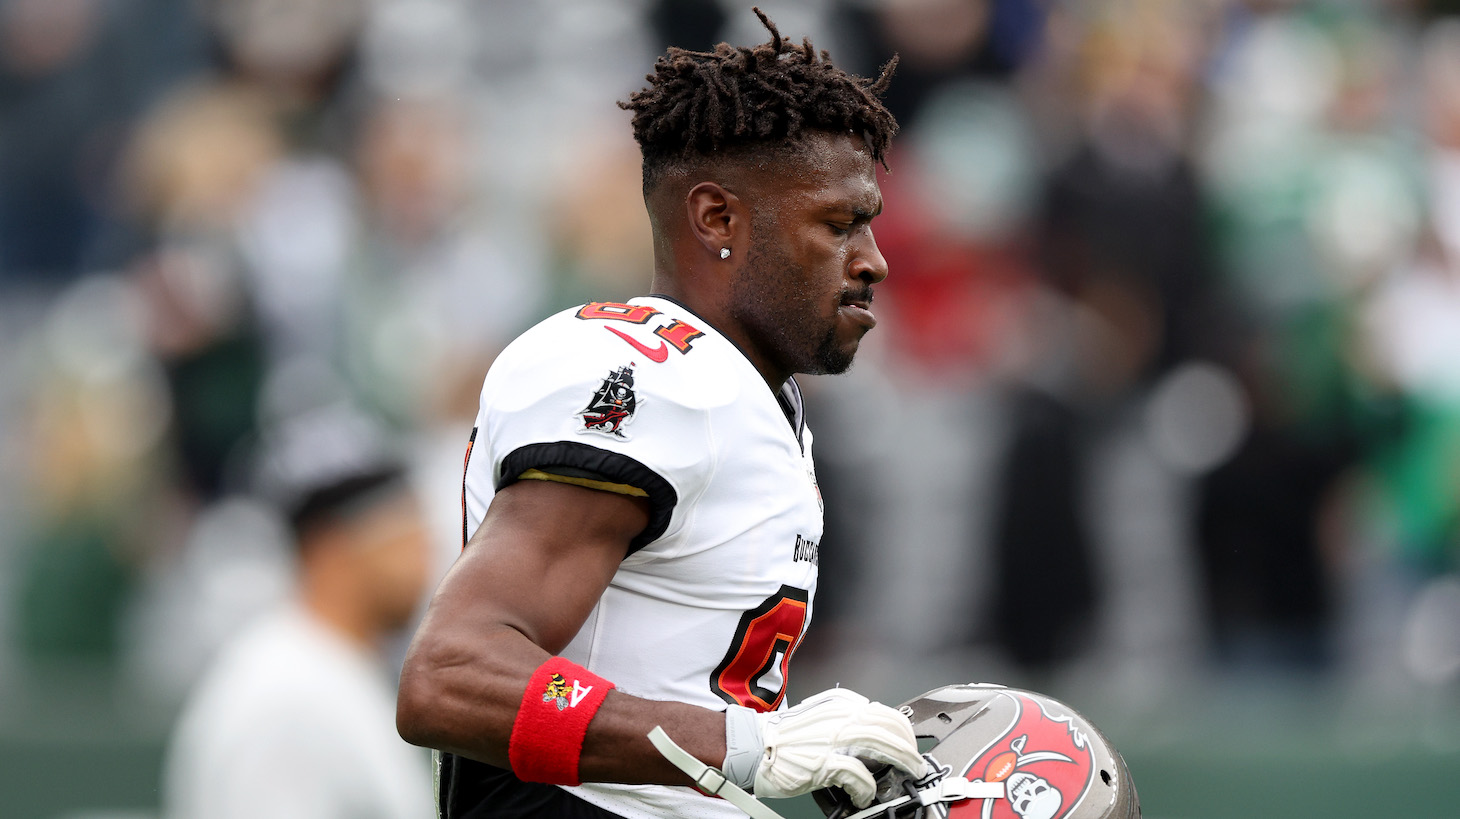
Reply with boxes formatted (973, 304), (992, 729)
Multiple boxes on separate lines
(164, 407), (434, 819)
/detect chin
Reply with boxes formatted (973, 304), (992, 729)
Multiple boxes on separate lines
(808, 328), (858, 372)
(810, 345), (857, 375)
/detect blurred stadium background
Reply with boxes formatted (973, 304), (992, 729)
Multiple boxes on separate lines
(2, 0), (1459, 816)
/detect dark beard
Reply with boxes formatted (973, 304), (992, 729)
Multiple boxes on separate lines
(731, 241), (853, 377)
(810, 321), (853, 375)
(810, 281), (875, 375)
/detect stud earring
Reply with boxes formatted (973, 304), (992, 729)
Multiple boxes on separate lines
(720, 247), (731, 260)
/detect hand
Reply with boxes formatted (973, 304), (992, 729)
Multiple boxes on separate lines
(725, 688), (925, 807)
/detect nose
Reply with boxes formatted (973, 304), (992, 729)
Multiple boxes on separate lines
(850, 227), (889, 286)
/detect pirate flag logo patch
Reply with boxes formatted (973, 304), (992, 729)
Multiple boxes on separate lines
(950, 692), (1097, 819)
(578, 365), (638, 439)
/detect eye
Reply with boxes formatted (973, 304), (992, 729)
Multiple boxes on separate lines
(827, 222), (851, 236)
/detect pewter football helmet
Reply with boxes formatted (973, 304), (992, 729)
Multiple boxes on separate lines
(814, 684), (1140, 819)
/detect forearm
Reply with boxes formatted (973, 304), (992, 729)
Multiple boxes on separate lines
(580, 690), (725, 784)
(397, 622), (725, 786)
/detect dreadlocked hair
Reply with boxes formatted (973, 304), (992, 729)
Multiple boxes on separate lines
(620, 6), (898, 193)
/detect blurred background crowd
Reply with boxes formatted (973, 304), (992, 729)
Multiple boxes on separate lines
(2, 0), (1460, 816)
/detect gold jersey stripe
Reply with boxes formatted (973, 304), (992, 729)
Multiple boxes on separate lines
(517, 468), (649, 498)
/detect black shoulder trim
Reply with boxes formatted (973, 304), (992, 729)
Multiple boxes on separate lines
(498, 441), (677, 554)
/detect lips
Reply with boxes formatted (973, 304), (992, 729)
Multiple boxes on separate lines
(839, 290), (877, 329)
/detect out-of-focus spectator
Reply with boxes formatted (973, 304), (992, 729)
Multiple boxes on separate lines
(1198, 5), (1417, 671)
(1360, 17), (1460, 577)
(984, 0), (1215, 670)
(122, 80), (279, 498)
(540, 127), (654, 310)
(875, 80), (1039, 380)
(342, 94), (546, 427)
(115, 0), (370, 499)
(163, 407), (433, 819)
(12, 274), (172, 663)
(0, 0), (112, 283)
(838, 0), (1047, 124)
(0, 0), (208, 285)
(1351, 16), (1460, 691)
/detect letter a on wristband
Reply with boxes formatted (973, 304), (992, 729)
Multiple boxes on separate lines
(509, 658), (615, 785)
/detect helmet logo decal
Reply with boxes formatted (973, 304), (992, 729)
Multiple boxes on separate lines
(950, 693), (1096, 819)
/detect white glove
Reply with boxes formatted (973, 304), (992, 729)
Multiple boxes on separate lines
(723, 688), (925, 808)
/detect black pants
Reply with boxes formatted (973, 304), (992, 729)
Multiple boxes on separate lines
(439, 754), (626, 819)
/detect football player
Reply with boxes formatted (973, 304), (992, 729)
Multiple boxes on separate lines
(396, 9), (922, 818)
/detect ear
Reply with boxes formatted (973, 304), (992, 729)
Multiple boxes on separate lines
(685, 181), (745, 259)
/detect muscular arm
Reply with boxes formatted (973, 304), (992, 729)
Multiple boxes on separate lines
(395, 478), (725, 785)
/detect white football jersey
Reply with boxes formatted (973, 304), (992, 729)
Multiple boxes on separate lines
(461, 295), (823, 818)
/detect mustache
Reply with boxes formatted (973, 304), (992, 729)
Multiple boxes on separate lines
(840, 286), (875, 305)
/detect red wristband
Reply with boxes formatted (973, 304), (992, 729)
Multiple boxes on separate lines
(508, 657), (615, 785)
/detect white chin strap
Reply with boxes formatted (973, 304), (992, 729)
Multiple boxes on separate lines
(647, 727), (787, 819)
(647, 727), (1006, 819)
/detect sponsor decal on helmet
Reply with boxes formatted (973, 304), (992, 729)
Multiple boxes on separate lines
(951, 692), (1096, 819)
(578, 365), (639, 439)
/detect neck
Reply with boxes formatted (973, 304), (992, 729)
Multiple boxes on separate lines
(651, 262), (792, 391)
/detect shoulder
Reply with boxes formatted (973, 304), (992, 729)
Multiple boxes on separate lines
(469, 298), (757, 550)
(483, 298), (744, 416)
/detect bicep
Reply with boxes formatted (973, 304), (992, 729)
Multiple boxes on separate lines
(431, 477), (650, 654)
(398, 478), (650, 758)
